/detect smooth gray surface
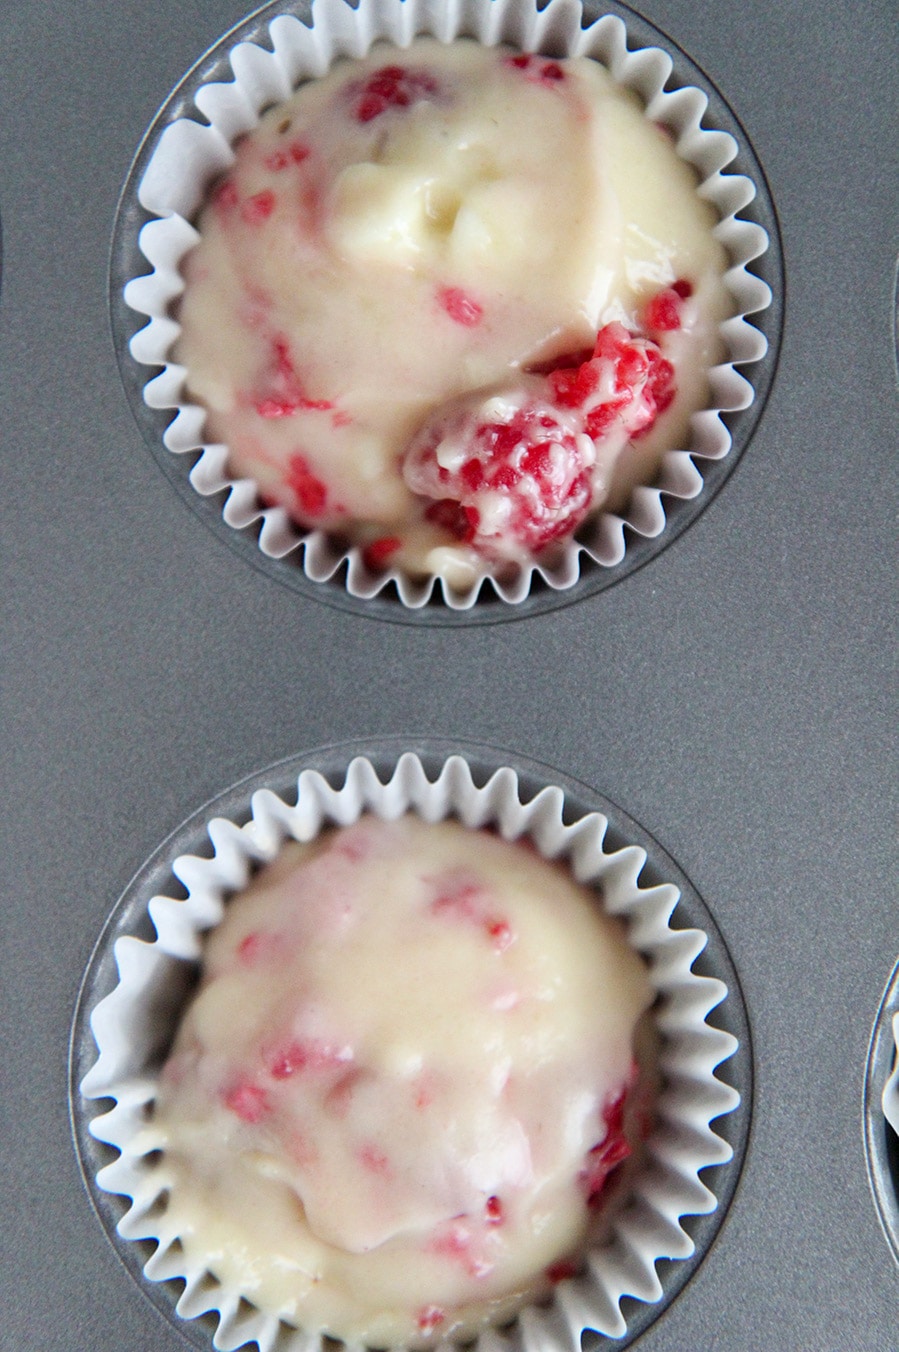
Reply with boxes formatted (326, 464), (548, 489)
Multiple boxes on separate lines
(1, 2), (897, 1350)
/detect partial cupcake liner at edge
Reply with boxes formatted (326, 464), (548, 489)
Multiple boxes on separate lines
(117, 0), (777, 614)
(865, 957), (899, 1268)
(73, 745), (751, 1352)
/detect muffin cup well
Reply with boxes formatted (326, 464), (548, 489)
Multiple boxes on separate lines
(76, 747), (747, 1351)
(120, 0), (775, 612)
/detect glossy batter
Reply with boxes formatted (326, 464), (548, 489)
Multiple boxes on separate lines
(152, 816), (652, 1343)
(175, 39), (730, 585)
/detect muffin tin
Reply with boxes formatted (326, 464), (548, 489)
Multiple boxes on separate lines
(2, 1), (897, 1349)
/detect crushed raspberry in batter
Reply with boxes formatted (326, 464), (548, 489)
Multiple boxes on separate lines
(404, 395), (596, 558)
(437, 286), (483, 327)
(503, 53), (566, 86)
(350, 64), (439, 123)
(642, 278), (693, 333)
(287, 454), (328, 517)
(403, 312), (681, 560)
(549, 321), (676, 438)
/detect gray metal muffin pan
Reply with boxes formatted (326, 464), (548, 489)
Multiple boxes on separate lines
(1, 0), (897, 1349)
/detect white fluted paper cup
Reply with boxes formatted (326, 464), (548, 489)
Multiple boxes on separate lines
(120, 0), (774, 610)
(884, 1015), (899, 1138)
(78, 748), (745, 1351)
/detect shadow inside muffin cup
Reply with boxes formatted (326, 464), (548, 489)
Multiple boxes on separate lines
(112, 0), (781, 620)
(71, 743), (752, 1351)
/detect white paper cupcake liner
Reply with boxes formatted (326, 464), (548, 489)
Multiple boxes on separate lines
(884, 1014), (899, 1138)
(79, 750), (742, 1352)
(122, 0), (773, 610)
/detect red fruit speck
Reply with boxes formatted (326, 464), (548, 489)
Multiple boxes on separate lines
(363, 536), (402, 570)
(287, 454), (328, 517)
(264, 139), (311, 171)
(326, 1068), (362, 1118)
(223, 1081), (270, 1123)
(237, 931), (265, 966)
(255, 395), (302, 418)
(272, 335), (295, 381)
(486, 917), (513, 951)
(437, 285), (483, 328)
(546, 1259), (579, 1283)
(212, 178), (238, 213)
(485, 1195), (504, 1224)
(414, 1079), (433, 1111)
(268, 1038), (349, 1078)
(430, 1220), (472, 1262)
(417, 1307), (445, 1336)
(430, 877), (482, 922)
(503, 52), (566, 85)
(359, 1142), (391, 1176)
(642, 286), (685, 333)
(672, 277), (694, 299)
(242, 189), (276, 225)
(580, 1086), (633, 1205)
(352, 64), (438, 123)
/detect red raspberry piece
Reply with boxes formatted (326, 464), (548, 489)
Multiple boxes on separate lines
(642, 280), (693, 333)
(255, 395), (302, 418)
(223, 1081), (269, 1123)
(405, 390), (596, 559)
(546, 1259), (580, 1283)
(424, 498), (478, 543)
(352, 64), (438, 123)
(212, 178), (238, 213)
(540, 61), (565, 82)
(485, 1195), (504, 1224)
(286, 454), (328, 517)
(272, 335), (295, 382)
(592, 321), (634, 364)
(550, 359), (601, 408)
(359, 1142), (391, 1176)
(436, 285), (483, 328)
(417, 1307), (445, 1336)
(503, 53), (566, 84)
(485, 917), (513, 951)
(237, 931), (266, 966)
(326, 1067), (363, 1118)
(263, 139), (310, 171)
(549, 321), (678, 443)
(363, 536), (402, 570)
(241, 189), (276, 225)
(579, 1085), (632, 1205)
(583, 397), (629, 439)
(253, 335), (335, 418)
(267, 1037), (349, 1078)
(429, 1219), (489, 1277)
